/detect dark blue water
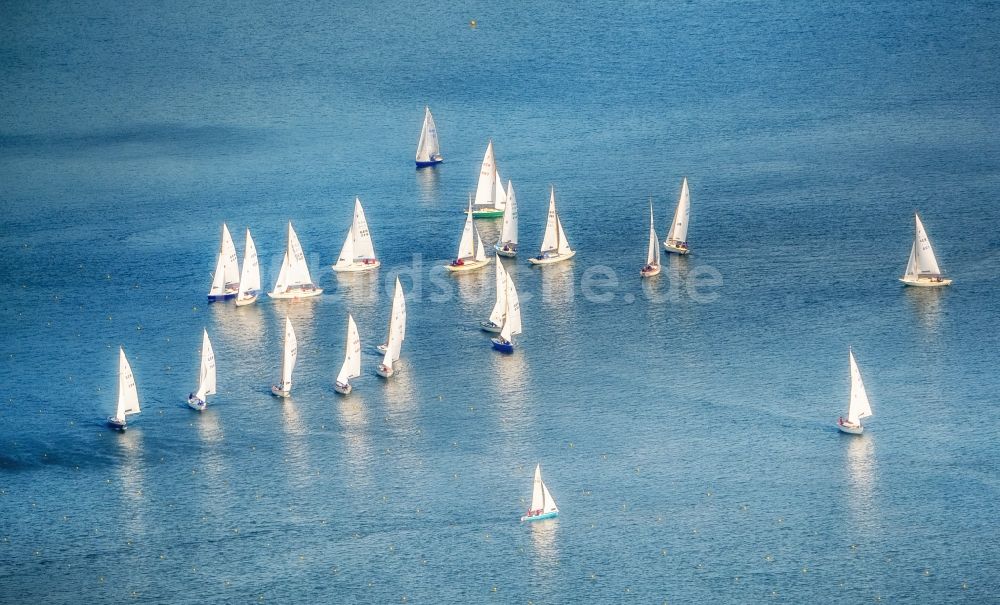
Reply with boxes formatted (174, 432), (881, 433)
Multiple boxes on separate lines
(2, 1), (999, 602)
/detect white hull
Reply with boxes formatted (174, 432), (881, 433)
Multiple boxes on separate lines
(446, 257), (492, 272)
(268, 287), (323, 299)
(376, 364), (394, 378)
(375, 343), (388, 354)
(640, 264), (661, 278)
(899, 277), (952, 287)
(334, 381), (352, 395)
(234, 294), (258, 307)
(528, 250), (575, 265)
(107, 417), (127, 430)
(494, 243), (517, 257)
(187, 396), (207, 411)
(837, 421), (864, 435)
(333, 260), (381, 273)
(663, 243), (690, 255)
(271, 385), (291, 398)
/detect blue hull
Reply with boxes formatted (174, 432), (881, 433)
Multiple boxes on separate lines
(106, 418), (126, 431)
(207, 292), (237, 302)
(491, 338), (514, 353)
(415, 159), (443, 168)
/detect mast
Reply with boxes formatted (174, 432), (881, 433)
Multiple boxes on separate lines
(489, 260), (508, 326)
(646, 200), (659, 266)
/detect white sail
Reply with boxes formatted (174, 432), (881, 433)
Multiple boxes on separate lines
(272, 222), (317, 294)
(337, 314), (362, 385)
(903, 242), (918, 280)
(555, 213), (572, 256)
(195, 329), (217, 402)
(489, 259), (508, 326)
(456, 201), (476, 259)
(278, 317), (297, 393)
(492, 170), (507, 211)
(913, 214), (943, 276)
(381, 278), (406, 367)
(646, 201), (660, 266)
(115, 347), (140, 421)
(528, 464), (558, 515)
(473, 140), (505, 210)
(336, 198), (377, 268)
(529, 465), (545, 512)
(666, 177), (691, 245)
(540, 188), (559, 253)
(237, 228), (260, 301)
(209, 223), (240, 296)
(540, 480), (559, 515)
(847, 349), (873, 424)
(474, 221), (487, 261)
(499, 272), (522, 342)
(415, 106), (441, 163)
(499, 180), (518, 246)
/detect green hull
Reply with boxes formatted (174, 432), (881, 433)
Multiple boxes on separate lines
(472, 208), (504, 219)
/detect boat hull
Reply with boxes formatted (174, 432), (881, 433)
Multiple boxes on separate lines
(640, 265), (661, 278)
(187, 396), (207, 411)
(527, 250), (575, 265)
(375, 343), (388, 354)
(494, 243), (517, 257)
(376, 364), (394, 378)
(899, 277), (952, 287)
(415, 156), (443, 168)
(234, 293), (258, 306)
(521, 511), (558, 522)
(837, 423), (864, 435)
(207, 290), (238, 302)
(106, 417), (127, 431)
(472, 208), (504, 219)
(332, 260), (381, 273)
(334, 381), (352, 395)
(480, 321), (502, 333)
(491, 338), (514, 353)
(446, 258), (492, 272)
(663, 243), (690, 255)
(270, 385), (291, 398)
(267, 286), (323, 299)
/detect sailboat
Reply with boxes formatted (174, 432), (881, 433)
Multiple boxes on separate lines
(520, 464), (559, 522)
(641, 200), (661, 277)
(235, 228), (261, 306)
(335, 313), (362, 394)
(268, 221), (323, 299)
(107, 347), (140, 430)
(494, 180), (519, 257)
(900, 213), (952, 287)
(470, 140), (507, 218)
(187, 329), (216, 411)
(377, 277), (407, 354)
(491, 271), (521, 353)
(837, 349), (874, 435)
(207, 222), (240, 301)
(333, 197), (380, 273)
(528, 186), (575, 265)
(663, 177), (691, 255)
(270, 317), (297, 398)
(415, 106), (443, 167)
(376, 278), (406, 378)
(446, 200), (492, 272)
(480, 259), (507, 333)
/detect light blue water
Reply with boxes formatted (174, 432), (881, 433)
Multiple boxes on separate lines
(2, 1), (999, 602)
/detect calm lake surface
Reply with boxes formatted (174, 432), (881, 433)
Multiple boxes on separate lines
(1, 1), (999, 602)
